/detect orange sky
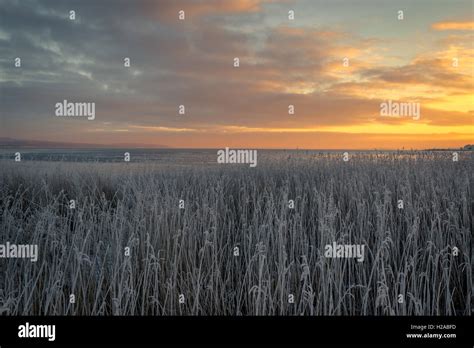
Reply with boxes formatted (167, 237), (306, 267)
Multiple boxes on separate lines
(1, 0), (473, 149)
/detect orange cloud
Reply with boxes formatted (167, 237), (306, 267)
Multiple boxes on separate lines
(143, 0), (286, 20)
(432, 21), (474, 31)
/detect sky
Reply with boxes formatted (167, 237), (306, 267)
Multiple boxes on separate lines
(0, 0), (473, 149)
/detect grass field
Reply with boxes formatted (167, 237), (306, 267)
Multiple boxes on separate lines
(0, 151), (472, 315)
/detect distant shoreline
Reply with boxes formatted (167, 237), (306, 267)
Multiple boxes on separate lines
(0, 138), (472, 152)
(0, 147), (473, 151)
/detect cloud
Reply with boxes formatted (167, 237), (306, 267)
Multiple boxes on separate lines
(129, 125), (201, 133)
(432, 21), (473, 31)
(360, 57), (472, 91)
(141, 0), (287, 21)
(0, 0), (472, 149)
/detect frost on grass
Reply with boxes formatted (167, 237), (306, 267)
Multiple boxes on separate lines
(0, 152), (471, 315)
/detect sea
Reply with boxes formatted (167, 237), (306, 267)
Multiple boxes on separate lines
(0, 148), (462, 166)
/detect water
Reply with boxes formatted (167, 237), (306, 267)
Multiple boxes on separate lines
(0, 148), (340, 163)
(0, 148), (462, 165)
(0, 148), (218, 164)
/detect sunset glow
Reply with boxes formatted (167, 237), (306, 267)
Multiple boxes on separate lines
(1, 0), (472, 149)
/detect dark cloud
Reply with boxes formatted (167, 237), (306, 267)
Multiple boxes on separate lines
(0, 0), (471, 147)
